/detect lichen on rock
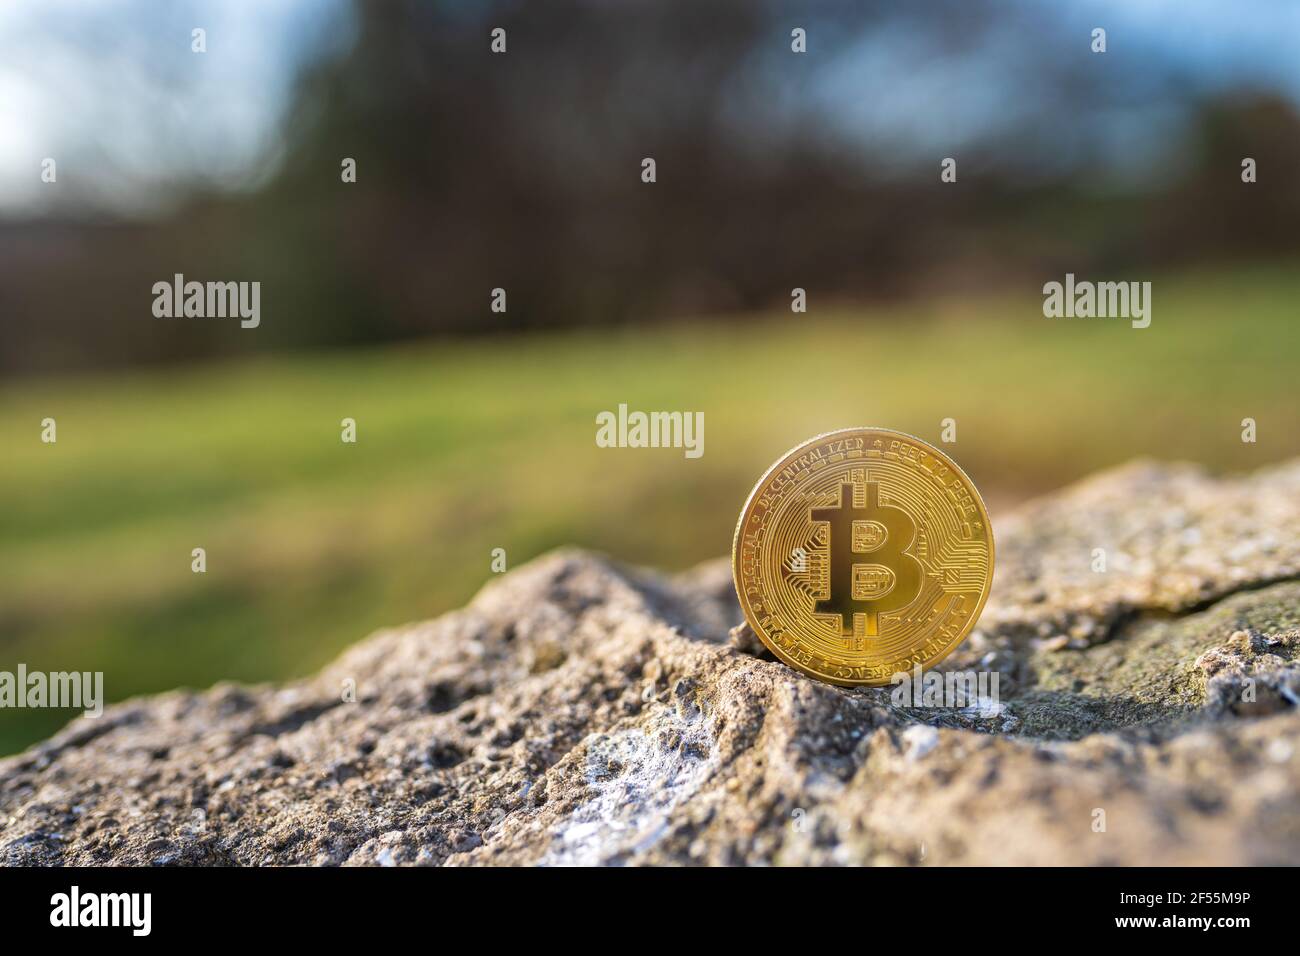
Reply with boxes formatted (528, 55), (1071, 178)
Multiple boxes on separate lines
(3, 459), (1300, 866)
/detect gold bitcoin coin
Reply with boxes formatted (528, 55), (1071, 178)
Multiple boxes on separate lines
(732, 427), (994, 686)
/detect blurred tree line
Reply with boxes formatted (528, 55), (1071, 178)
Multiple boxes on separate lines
(3, 0), (1299, 375)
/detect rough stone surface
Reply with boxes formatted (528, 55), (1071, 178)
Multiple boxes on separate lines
(3, 459), (1300, 866)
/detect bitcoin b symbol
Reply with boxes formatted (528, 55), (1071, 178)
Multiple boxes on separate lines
(733, 428), (994, 686)
(811, 481), (922, 640)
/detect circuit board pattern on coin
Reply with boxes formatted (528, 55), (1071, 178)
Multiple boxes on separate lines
(732, 427), (995, 686)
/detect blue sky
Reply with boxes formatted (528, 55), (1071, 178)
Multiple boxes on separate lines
(1, 0), (1298, 217)
(0, 0), (354, 216)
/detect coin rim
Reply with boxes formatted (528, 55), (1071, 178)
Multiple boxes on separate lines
(731, 426), (996, 687)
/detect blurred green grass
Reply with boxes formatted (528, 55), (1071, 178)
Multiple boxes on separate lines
(3, 262), (1298, 753)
